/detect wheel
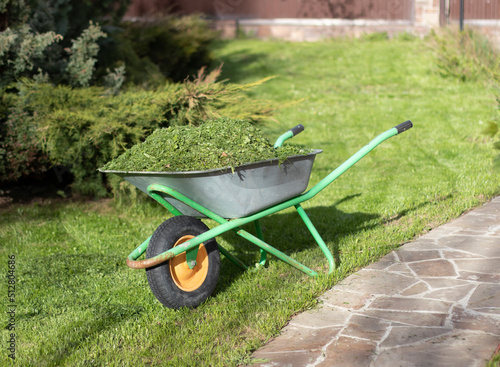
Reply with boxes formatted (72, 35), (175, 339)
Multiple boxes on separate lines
(146, 216), (220, 309)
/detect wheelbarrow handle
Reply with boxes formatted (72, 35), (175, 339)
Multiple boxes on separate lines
(290, 124), (305, 136)
(305, 120), (414, 199)
(274, 124), (305, 148)
(394, 120), (413, 134)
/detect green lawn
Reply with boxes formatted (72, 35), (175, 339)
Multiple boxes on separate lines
(1, 35), (499, 366)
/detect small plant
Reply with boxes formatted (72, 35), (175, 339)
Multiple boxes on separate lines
(361, 31), (389, 42)
(432, 27), (500, 170)
(0, 0), (28, 30)
(396, 32), (417, 42)
(483, 121), (500, 169)
(103, 65), (126, 95)
(431, 28), (497, 82)
(486, 345), (500, 367)
(0, 25), (62, 87)
(0, 4), (222, 189)
(66, 21), (106, 88)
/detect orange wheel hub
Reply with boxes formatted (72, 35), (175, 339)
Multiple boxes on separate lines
(169, 235), (209, 292)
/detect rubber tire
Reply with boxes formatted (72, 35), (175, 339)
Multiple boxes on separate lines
(146, 216), (220, 309)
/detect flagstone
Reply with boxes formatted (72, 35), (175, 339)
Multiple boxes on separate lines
(396, 239), (442, 250)
(249, 198), (500, 367)
(320, 289), (372, 310)
(454, 258), (500, 274)
(399, 281), (430, 296)
(445, 213), (500, 231)
(467, 284), (500, 312)
(386, 262), (413, 275)
(336, 270), (417, 296)
(341, 314), (391, 341)
(369, 296), (452, 313)
(373, 330), (498, 367)
(423, 284), (476, 303)
(438, 236), (500, 257)
(254, 324), (342, 354)
(395, 249), (441, 262)
(379, 326), (452, 349)
(364, 251), (397, 270)
(319, 337), (377, 367)
(421, 277), (472, 289)
(251, 350), (321, 367)
(362, 310), (448, 327)
(290, 304), (351, 328)
(418, 227), (459, 240)
(451, 305), (500, 334)
(407, 259), (457, 277)
(458, 270), (500, 283)
(441, 250), (484, 259)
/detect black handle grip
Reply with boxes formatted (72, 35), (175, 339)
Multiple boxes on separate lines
(290, 124), (304, 136)
(395, 120), (413, 134)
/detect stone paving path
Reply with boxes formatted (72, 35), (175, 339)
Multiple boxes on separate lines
(250, 197), (500, 367)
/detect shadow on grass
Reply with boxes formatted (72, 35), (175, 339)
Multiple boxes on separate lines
(15, 251), (148, 365)
(22, 253), (122, 280)
(11, 192), (454, 313)
(382, 193), (453, 227)
(210, 42), (276, 83)
(213, 193), (454, 295)
(213, 194), (378, 293)
(45, 303), (144, 366)
(11, 194), (457, 365)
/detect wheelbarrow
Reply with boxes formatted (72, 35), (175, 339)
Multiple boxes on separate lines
(100, 121), (413, 309)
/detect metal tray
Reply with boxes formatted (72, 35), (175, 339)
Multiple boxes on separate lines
(101, 149), (322, 218)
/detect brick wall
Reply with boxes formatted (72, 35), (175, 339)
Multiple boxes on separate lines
(414, 0), (440, 27)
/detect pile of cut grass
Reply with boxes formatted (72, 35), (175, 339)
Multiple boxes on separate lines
(100, 118), (307, 172)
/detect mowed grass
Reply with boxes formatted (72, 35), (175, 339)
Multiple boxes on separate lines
(1, 35), (499, 366)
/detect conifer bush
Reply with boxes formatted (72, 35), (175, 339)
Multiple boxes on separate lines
(0, 18), (110, 183)
(0, 1), (223, 189)
(12, 67), (275, 196)
(99, 16), (218, 86)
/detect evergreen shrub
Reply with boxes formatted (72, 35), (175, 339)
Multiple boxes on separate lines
(98, 15), (219, 86)
(1, 0), (130, 86)
(0, 97), (50, 181)
(1, 1), (221, 188)
(13, 67), (275, 196)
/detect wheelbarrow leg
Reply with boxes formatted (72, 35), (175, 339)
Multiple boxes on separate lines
(254, 220), (267, 268)
(217, 243), (248, 271)
(235, 228), (318, 276)
(295, 204), (336, 274)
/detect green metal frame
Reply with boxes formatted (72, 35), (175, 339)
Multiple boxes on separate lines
(126, 125), (406, 276)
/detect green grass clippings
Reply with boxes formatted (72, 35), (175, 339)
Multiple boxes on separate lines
(100, 118), (308, 172)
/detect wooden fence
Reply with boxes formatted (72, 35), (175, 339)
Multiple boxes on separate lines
(448, 0), (500, 20)
(126, 0), (413, 20)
